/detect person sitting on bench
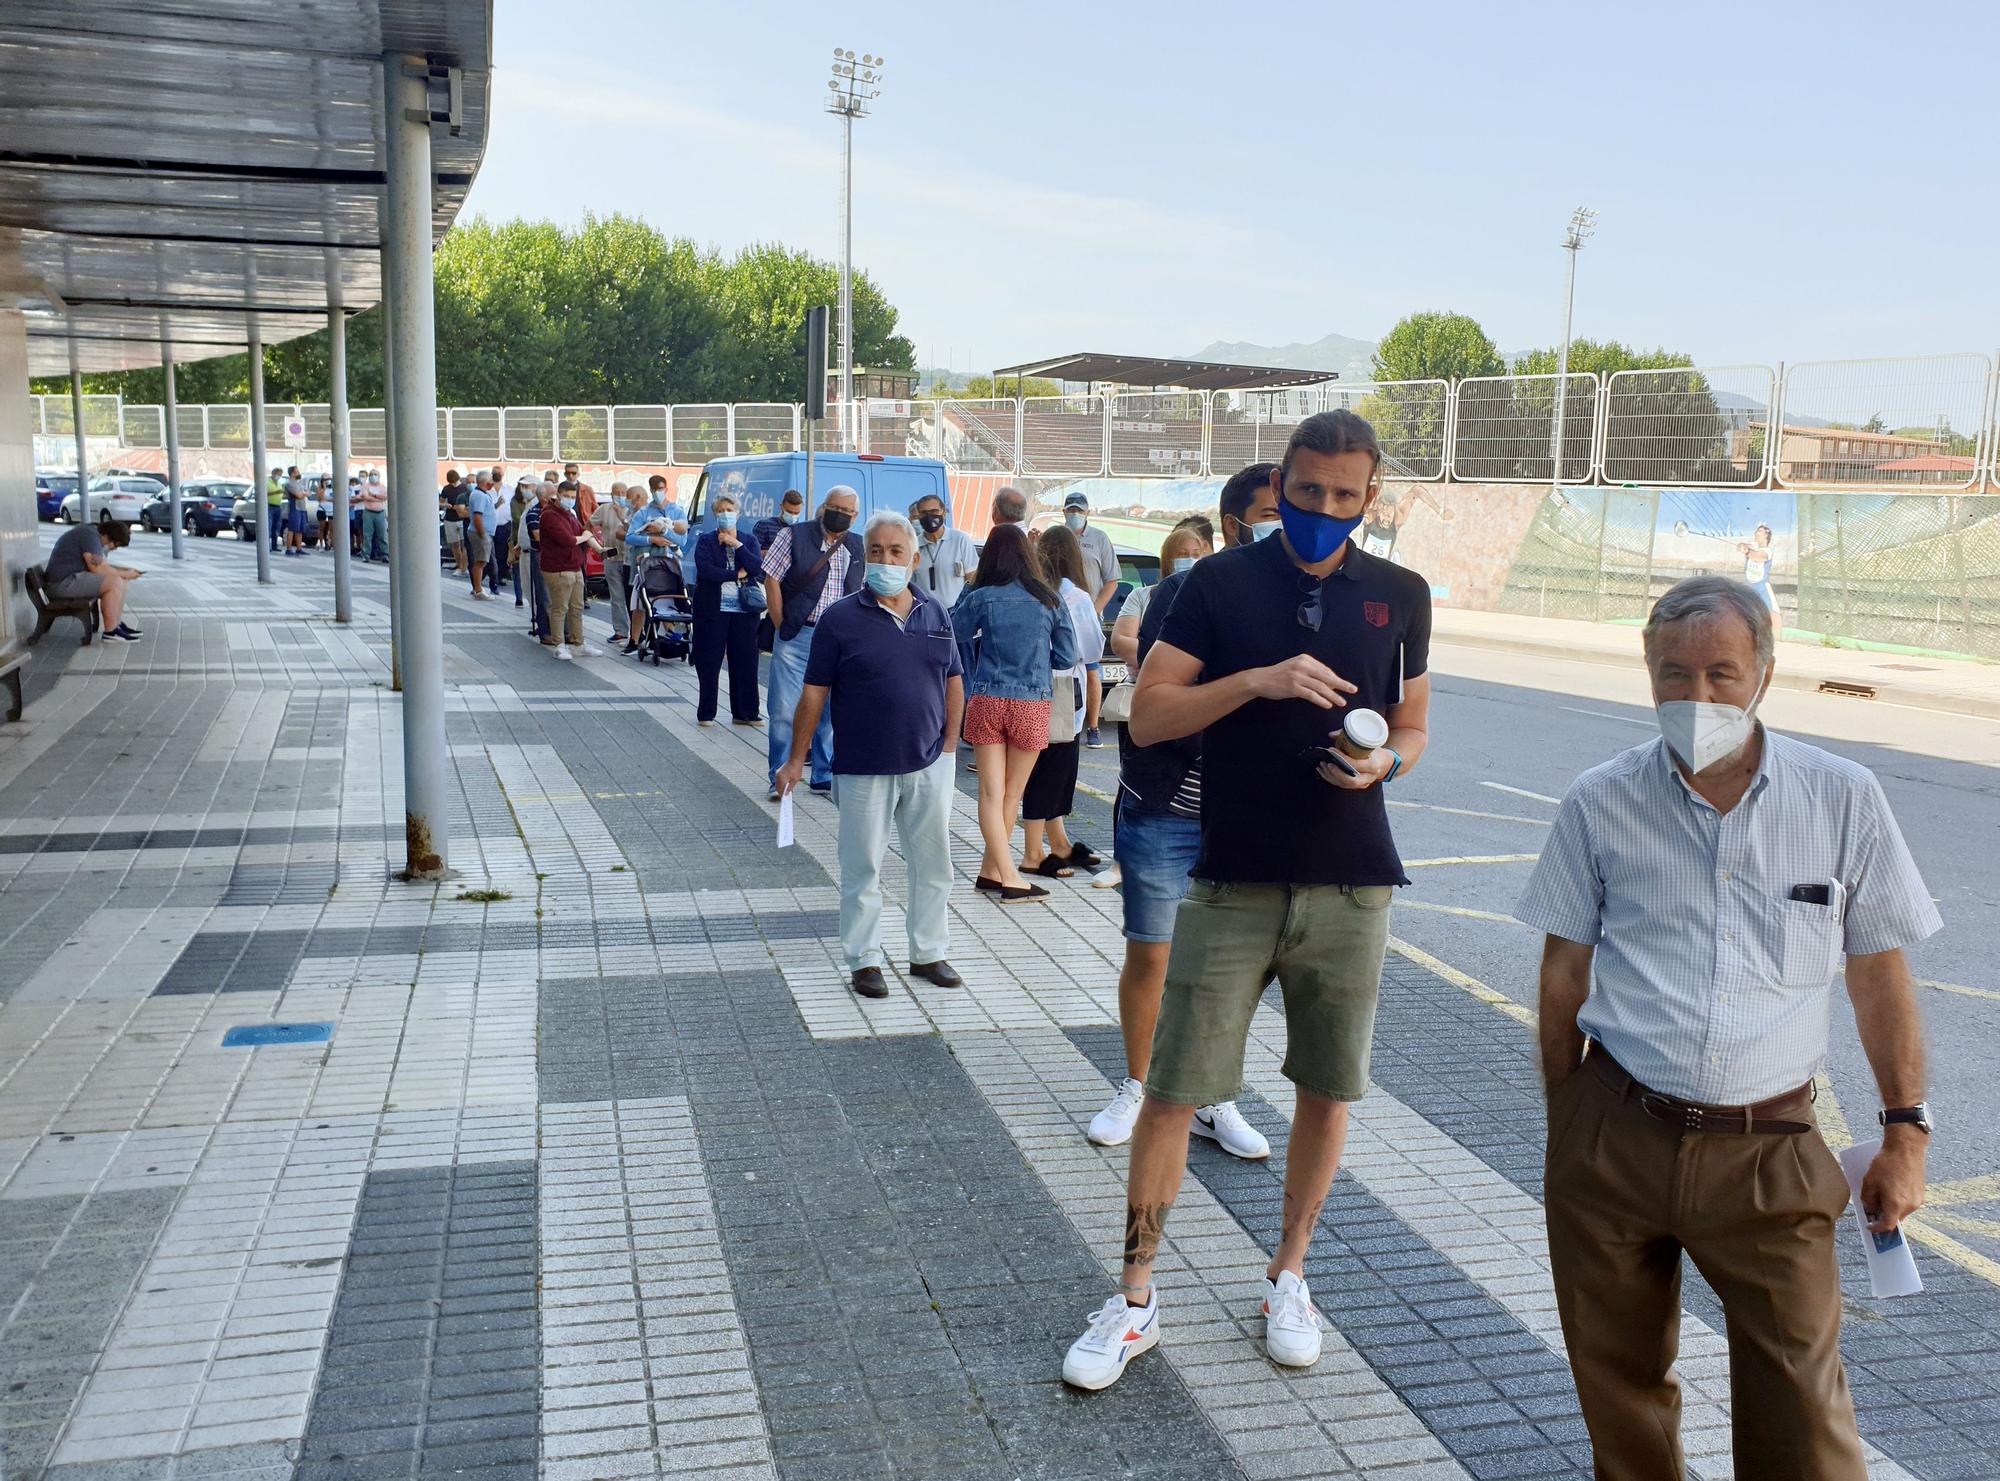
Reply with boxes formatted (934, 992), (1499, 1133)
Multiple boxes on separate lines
(47, 516), (143, 642)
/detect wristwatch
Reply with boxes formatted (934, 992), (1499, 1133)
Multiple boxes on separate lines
(1879, 1103), (1934, 1135)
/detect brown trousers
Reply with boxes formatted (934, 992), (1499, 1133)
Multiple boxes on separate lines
(543, 569), (584, 646)
(1544, 1053), (1866, 1481)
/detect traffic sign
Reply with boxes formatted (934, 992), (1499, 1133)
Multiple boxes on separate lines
(283, 415), (308, 449)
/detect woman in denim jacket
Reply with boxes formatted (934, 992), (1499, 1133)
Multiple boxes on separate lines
(950, 524), (1080, 903)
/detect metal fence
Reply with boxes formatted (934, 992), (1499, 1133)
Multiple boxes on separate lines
(31, 350), (2000, 490)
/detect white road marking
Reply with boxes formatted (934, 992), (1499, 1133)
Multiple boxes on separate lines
(1481, 781), (1562, 806)
(1558, 704), (1654, 728)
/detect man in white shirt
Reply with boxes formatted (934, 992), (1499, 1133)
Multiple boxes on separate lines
(1516, 574), (1939, 1481)
(910, 492), (976, 609)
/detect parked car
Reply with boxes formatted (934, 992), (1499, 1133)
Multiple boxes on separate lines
(141, 481), (248, 536)
(967, 539), (1159, 691)
(34, 468), (77, 522)
(232, 492), (260, 541)
(61, 476), (163, 525)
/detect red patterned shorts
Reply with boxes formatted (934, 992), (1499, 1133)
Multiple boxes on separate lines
(962, 694), (1051, 752)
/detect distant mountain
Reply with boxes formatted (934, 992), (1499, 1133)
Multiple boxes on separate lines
(1188, 331), (1378, 382)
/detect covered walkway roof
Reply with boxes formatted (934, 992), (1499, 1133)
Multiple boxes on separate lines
(992, 351), (1337, 393)
(0, 0), (493, 376)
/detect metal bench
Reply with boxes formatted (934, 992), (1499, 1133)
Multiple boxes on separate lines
(25, 562), (99, 647)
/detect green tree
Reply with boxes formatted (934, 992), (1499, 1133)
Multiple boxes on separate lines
(33, 215), (916, 415)
(1493, 340), (1737, 484)
(942, 375), (1063, 401)
(1370, 311), (1506, 384)
(1362, 312), (1502, 474)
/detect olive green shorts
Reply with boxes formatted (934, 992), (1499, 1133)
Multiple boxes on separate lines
(1146, 879), (1392, 1107)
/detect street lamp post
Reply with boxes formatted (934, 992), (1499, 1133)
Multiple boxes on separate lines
(827, 48), (883, 452)
(1550, 205), (1597, 489)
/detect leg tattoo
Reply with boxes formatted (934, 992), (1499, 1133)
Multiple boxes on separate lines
(1281, 1188), (1328, 1246)
(1123, 1202), (1170, 1268)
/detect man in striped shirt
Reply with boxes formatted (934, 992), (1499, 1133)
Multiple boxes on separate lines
(1517, 574), (1939, 1481)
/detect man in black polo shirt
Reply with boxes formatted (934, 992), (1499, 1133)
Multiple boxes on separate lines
(777, 510), (966, 1001)
(1063, 409), (1433, 1391)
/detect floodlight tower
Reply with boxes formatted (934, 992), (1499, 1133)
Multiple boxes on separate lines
(827, 48), (883, 451)
(1550, 205), (1597, 488)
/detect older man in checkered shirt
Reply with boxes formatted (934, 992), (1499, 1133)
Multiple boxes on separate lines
(1516, 574), (1939, 1481)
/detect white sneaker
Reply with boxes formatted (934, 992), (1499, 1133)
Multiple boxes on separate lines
(1062, 1293), (1159, 1390)
(1192, 1101), (1270, 1160)
(1262, 1270), (1323, 1367)
(553, 644), (573, 661)
(1087, 1077), (1145, 1146)
(1091, 865), (1123, 890)
(578, 644), (604, 657)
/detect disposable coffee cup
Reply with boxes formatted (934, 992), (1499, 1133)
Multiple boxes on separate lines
(1334, 708), (1389, 760)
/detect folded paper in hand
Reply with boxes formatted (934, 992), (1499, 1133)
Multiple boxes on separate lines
(1837, 1139), (1922, 1298)
(776, 791), (796, 849)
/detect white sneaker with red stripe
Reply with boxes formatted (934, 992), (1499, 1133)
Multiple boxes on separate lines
(1263, 1269), (1323, 1367)
(1061, 1292), (1160, 1390)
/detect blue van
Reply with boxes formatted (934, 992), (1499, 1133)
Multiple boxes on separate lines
(688, 452), (951, 534)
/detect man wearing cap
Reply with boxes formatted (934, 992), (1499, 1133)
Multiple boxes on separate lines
(1063, 491), (1121, 747)
(1516, 573), (1938, 1481)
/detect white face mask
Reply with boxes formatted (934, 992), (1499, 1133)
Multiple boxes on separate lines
(1656, 667), (1769, 774)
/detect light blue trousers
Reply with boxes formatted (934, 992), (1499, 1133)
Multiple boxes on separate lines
(833, 757), (955, 972)
(767, 629), (833, 788)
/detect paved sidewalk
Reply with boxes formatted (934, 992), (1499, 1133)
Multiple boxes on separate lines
(1433, 608), (2000, 718)
(0, 535), (1995, 1480)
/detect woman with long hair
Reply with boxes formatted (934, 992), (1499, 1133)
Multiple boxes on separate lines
(949, 523), (1078, 904)
(1017, 524), (1104, 878)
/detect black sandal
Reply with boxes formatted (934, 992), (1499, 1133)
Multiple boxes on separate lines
(1027, 856), (1074, 879)
(1063, 844), (1101, 870)
(997, 883), (1050, 904)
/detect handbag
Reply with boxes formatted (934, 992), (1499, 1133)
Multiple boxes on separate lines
(1048, 672), (1079, 744)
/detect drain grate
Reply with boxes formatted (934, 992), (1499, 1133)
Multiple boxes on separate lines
(221, 1022), (333, 1047)
(1817, 680), (1877, 700)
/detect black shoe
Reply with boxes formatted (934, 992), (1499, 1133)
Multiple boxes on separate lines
(808, 782), (833, 796)
(908, 960), (963, 988)
(850, 967), (889, 999)
(112, 621), (144, 638)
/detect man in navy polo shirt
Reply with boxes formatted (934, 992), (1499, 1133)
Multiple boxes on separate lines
(777, 511), (967, 1001)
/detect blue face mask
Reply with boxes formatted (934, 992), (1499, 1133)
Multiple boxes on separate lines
(1065, 511), (1087, 531)
(1172, 556), (1197, 575)
(783, 509), (803, 524)
(716, 511), (738, 530)
(1275, 479), (1363, 563)
(1249, 519), (1281, 543)
(558, 497), (576, 512)
(865, 562), (911, 597)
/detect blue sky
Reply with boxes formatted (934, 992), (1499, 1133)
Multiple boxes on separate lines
(465, 0), (2000, 375)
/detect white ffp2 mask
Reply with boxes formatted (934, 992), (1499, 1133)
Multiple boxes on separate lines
(1656, 669), (1769, 773)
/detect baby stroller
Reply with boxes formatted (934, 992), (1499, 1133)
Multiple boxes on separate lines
(633, 548), (693, 665)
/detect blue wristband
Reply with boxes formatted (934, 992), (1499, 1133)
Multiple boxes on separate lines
(1382, 748), (1402, 783)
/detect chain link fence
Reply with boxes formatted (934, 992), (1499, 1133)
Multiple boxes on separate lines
(1796, 492), (2000, 657)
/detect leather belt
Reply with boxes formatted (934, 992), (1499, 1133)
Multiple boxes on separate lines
(1593, 1050), (1813, 1135)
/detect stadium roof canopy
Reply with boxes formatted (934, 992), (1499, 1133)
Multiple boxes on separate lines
(992, 352), (1337, 393)
(0, 0), (493, 376)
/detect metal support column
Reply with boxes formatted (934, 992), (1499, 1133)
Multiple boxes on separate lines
(383, 52), (449, 879)
(328, 298), (353, 623)
(382, 274), (401, 691)
(247, 325), (272, 584)
(164, 344), (185, 560)
(68, 359), (88, 525)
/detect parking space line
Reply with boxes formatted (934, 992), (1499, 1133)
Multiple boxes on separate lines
(1386, 936), (1537, 1029)
(1481, 781), (1562, 806)
(1396, 900), (1528, 926)
(1388, 799), (1553, 827)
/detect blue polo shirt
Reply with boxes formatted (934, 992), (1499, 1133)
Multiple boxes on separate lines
(803, 586), (962, 776)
